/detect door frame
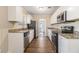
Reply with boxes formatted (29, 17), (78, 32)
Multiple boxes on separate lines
(38, 18), (46, 36)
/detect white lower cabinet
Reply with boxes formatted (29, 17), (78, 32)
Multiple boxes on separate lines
(58, 35), (79, 53)
(48, 29), (52, 42)
(58, 35), (69, 53)
(8, 33), (24, 53)
(8, 30), (34, 53)
(29, 30), (34, 43)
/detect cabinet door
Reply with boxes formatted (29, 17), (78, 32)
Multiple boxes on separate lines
(26, 15), (31, 24)
(16, 7), (23, 23)
(67, 6), (79, 20)
(8, 6), (16, 21)
(8, 6), (23, 22)
(58, 35), (69, 53)
(50, 16), (57, 24)
(31, 30), (34, 40)
(8, 33), (24, 53)
(48, 29), (52, 42)
(47, 29), (49, 36)
(29, 30), (34, 43)
(58, 35), (64, 52)
(58, 35), (67, 53)
(23, 15), (27, 24)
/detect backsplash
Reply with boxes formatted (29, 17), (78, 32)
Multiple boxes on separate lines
(8, 22), (27, 29)
(50, 21), (79, 32)
(8, 22), (14, 28)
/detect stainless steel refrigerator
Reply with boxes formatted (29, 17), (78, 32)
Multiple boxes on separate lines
(27, 20), (36, 39)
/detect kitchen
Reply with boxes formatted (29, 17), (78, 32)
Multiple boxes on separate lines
(0, 6), (79, 53)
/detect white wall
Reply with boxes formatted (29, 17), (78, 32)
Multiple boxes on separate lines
(0, 7), (8, 53)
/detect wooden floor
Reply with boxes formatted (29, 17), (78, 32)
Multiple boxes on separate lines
(24, 36), (56, 53)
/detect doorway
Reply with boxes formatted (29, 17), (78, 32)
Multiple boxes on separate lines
(38, 19), (46, 37)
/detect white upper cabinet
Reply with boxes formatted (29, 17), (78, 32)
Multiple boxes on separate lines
(26, 14), (32, 24)
(50, 6), (79, 24)
(50, 7), (67, 24)
(8, 7), (16, 21)
(23, 14), (32, 24)
(16, 7), (23, 23)
(67, 6), (79, 20)
(50, 15), (57, 24)
(8, 6), (23, 23)
(23, 15), (27, 24)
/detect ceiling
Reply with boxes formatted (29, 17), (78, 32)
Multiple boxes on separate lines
(23, 6), (59, 16)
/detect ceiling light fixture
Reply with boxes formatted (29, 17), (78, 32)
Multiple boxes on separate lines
(36, 6), (44, 10)
(39, 7), (44, 10)
(36, 6), (52, 11)
(36, 6), (47, 11)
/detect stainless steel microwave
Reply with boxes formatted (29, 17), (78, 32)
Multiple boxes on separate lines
(57, 11), (67, 23)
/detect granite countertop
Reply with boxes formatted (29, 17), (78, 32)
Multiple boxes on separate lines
(8, 28), (29, 33)
(48, 27), (79, 39)
(60, 32), (79, 39)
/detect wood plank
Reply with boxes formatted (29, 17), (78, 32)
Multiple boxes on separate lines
(24, 36), (56, 53)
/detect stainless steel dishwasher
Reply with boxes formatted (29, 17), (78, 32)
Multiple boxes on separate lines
(24, 31), (29, 49)
(52, 32), (58, 53)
